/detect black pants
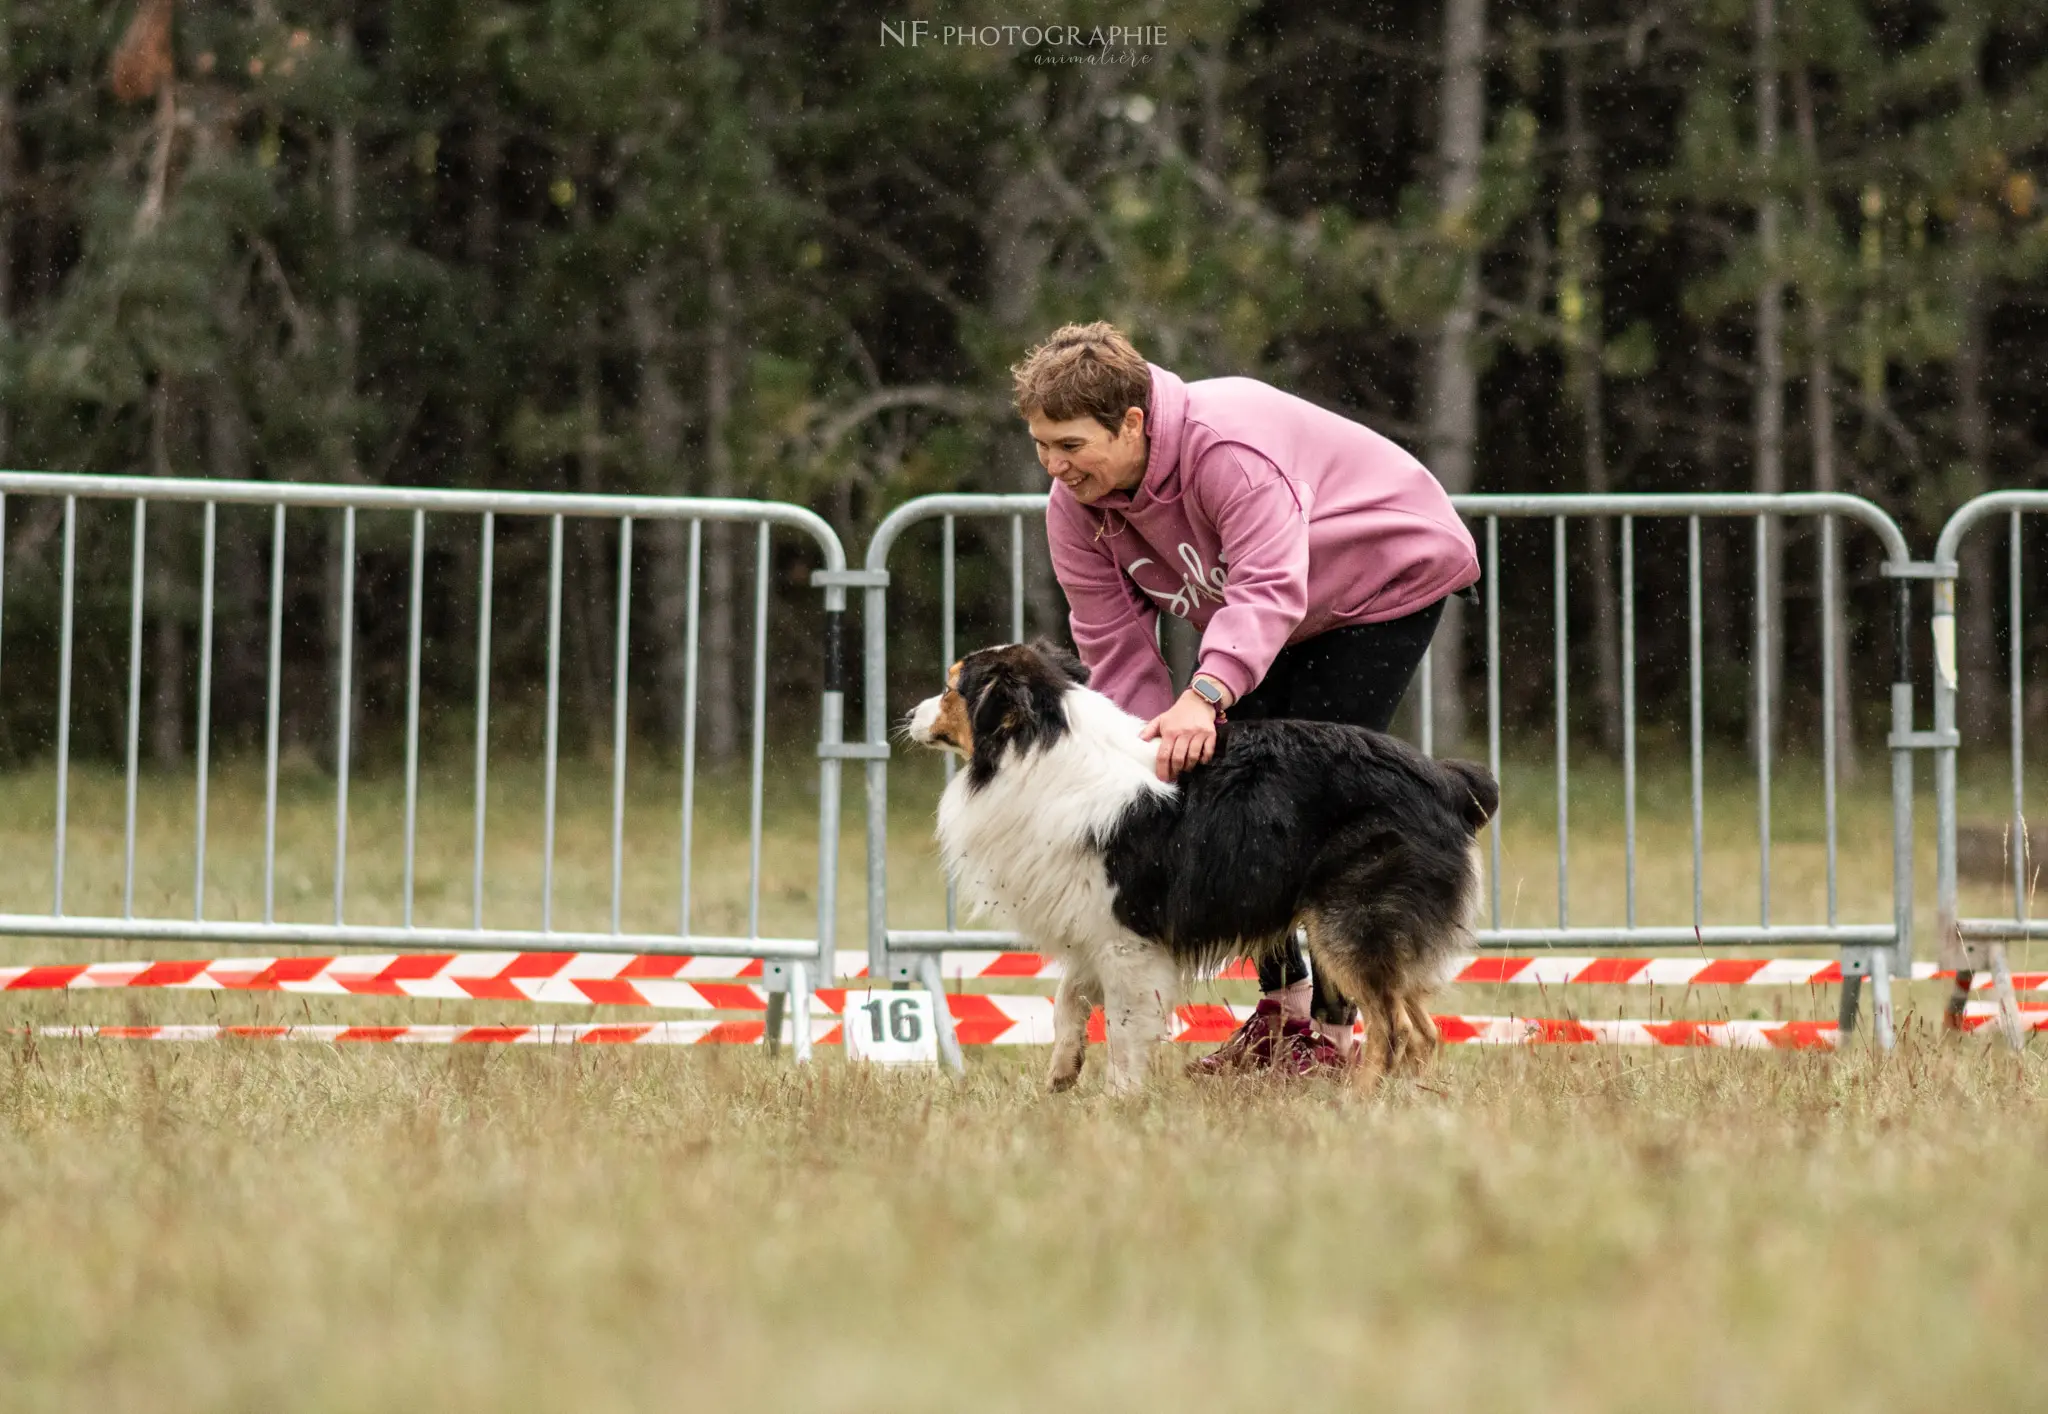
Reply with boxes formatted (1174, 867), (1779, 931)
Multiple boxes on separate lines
(1225, 597), (1448, 1024)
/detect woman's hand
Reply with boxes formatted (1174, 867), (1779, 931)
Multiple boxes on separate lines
(1140, 688), (1222, 782)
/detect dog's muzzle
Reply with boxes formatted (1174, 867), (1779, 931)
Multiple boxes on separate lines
(906, 695), (943, 746)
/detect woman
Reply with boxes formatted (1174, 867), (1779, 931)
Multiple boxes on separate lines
(1014, 322), (1479, 1074)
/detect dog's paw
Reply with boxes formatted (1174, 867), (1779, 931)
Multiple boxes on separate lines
(1046, 1052), (1084, 1093)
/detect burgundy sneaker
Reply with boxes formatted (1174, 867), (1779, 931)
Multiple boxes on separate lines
(1186, 999), (1289, 1075)
(1273, 1021), (1357, 1078)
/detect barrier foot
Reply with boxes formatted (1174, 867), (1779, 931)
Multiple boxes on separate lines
(1837, 974), (1862, 1035)
(1869, 948), (1896, 1051)
(1944, 971), (1974, 1031)
(1988, 945), (2028, 1051)
(790, 962), (815, 1065)
(764, 991), (786, 1058)
(917, 955), (965, 1075)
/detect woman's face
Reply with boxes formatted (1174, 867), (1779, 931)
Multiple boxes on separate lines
(1026, 407), (1147, 503)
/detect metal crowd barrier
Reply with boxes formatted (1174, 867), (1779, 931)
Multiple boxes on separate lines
(0, 472), (851, 1061)
(1931, 492), (2045, 1049)
(859, 492), (1927, 1067)
(9, 473), (2030, 1067)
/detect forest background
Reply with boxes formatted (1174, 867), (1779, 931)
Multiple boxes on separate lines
(3, 0), (2045, 774)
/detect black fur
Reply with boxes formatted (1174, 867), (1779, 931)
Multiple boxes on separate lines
(1438, 758), (1500, 832)
(1029, 638), (1090, 686)
(1099, 718), (1497, 993)
(956, 640), (1088, 789)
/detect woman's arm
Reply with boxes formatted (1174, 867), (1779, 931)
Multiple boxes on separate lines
(1187, 443), (1312, 703)
(1133, 445), (1311, 783)
(1045, 496), (1175, 720)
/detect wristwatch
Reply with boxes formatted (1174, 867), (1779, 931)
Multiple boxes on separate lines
(1189, 676), (1226, 713)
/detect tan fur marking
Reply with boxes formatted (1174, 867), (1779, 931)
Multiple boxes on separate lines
(929, 688), (973, 752)
(1297, 912), (1442, 1088)
(1400, 993), (1440, 1070)
(1350, 986), (1395, 1089)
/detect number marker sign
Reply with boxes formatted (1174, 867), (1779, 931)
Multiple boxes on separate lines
(840, 990), (939, 1067)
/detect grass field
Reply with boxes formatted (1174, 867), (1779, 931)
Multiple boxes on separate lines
(0, 746), (2040, 1411)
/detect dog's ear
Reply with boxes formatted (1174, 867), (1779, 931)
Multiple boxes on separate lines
(958, 648), (1072, 787)
(962, 662), (1031, 787)
(1029, 637), (1090, 685)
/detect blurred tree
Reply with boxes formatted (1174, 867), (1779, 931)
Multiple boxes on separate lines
(1787, 4), (1860, 775)
(1423, 0), (1488, 753)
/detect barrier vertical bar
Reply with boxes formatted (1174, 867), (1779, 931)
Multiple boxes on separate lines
(1688, 516), (1704, 932)
(1554, 516), (1569, 928)
(1621, 516), (1637, 929)
(52, 496), (75, 916)
(1867, 563), (1908, 1049)
(263, 503), (285, 924)
(1869, 945), (1896, 1051)
(1486, 516), (1501, 928)
(747, 520), (768, 941)
(864, 589), (888, 984)
(542, 514), (563, 932)
(679, 520), (701, 938)
(1419, 646), (1434, 757)
(1010, 514), (1026, 643)
(0, 494), (6, 733)
(1933, 565), (1959, 1034)
(1933, 533), (2019, 1046)
(470, 513), (492, 930)
(1821, 516), (1839, 926)
(942, 515), (958, 933)
(1755, 516), (1772, 925)
(1880, 572), (1913, 1049)
(1978, 515), (2028, 1048)
(814, 556), (851, 1052)
(402, 509), (425, 929)
(194, 502), (217, 920)
(334, 508), (356, 924)
(611, 518), (633, 936)
(2012, 512), (2027, 927)
(123, 500), (146, 919)
(788, 960), (814, 1065)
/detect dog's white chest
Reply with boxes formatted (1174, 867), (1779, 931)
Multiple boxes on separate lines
(936, 765), (1127, 950)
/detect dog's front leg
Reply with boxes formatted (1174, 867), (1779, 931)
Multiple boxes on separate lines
(1046, 963), (1100, 1093)
(1097, 937), (1178, 1094)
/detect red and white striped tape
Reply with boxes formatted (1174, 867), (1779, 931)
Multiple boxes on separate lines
(903, 954), (2002, 989)
(0, 954), (779, 1010)
(33, 1002), (2043, 1050)
(36, 1021), (776, 1046)
(0, 951), (2021, 1002)
(1453, 956), (1862, 987)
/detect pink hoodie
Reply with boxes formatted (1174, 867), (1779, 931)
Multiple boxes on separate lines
(1047, 363), (1479, 720)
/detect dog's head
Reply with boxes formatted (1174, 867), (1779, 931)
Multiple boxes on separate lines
(905, 639), (1091, 787)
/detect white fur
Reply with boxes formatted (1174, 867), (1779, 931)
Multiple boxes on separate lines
(906, 694), (944, 742)
(908, 683), (1178, 1092)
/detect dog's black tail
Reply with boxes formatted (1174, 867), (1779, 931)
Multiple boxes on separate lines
(1438, 759), (1500, 833)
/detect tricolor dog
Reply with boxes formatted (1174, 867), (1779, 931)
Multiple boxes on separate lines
(906, 640), (1500, 1093)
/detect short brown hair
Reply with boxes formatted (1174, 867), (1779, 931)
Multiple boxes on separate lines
(1010, 322), (1151, 432)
